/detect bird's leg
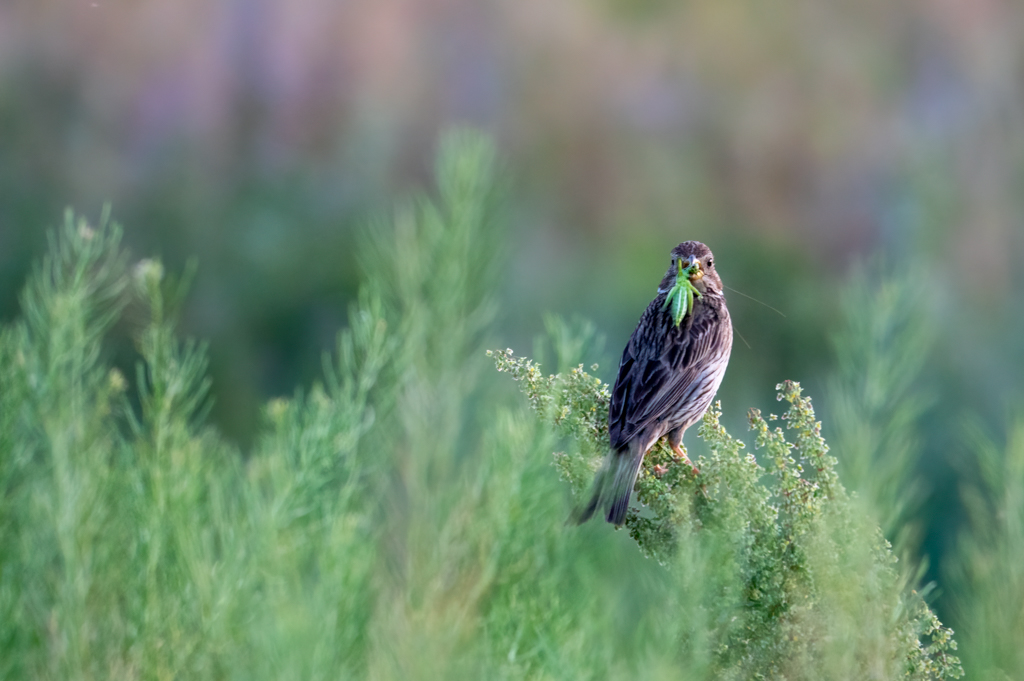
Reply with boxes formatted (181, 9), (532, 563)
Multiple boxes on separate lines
(667, 428), (699, 476)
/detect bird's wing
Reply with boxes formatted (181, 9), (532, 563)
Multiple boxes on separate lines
(608, 303), (727, 449)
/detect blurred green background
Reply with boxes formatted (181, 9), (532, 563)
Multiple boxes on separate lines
(1, 0), (1023, 624)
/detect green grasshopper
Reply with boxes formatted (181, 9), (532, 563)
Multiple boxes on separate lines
(663, 258), (702, 327)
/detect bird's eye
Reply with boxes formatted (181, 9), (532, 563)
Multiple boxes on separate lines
(707, 258), (713, 267)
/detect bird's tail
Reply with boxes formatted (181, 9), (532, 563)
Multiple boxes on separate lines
(571, 440), (646, 526)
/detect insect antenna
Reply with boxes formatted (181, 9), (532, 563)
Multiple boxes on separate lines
(724, 285), (787, 318)
(723, 285), (783, 351)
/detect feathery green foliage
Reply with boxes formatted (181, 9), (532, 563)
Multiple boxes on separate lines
(947, 416), (1024, 680)
(827, 263), (936, 551)
(0, 131), (973, 680)
(491, 349), (962, 679)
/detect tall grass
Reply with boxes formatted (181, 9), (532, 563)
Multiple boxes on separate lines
(0, 130), (996, 679)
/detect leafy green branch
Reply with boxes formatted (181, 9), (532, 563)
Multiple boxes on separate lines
(492, 347), (962, 679)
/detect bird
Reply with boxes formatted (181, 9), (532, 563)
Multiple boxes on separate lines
(573, 241), (733, 526)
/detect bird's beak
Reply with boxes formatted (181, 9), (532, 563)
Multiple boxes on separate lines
(686, 255), (704, 281)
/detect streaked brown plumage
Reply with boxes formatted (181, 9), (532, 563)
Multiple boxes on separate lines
(574, 241), (733, 526)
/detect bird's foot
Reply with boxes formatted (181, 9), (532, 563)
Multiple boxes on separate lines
(670, 443), (700, 476)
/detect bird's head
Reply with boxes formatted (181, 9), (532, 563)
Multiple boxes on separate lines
(659, 241), (722, 296)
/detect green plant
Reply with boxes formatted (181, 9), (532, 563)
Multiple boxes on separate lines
(826, 262), (937, 552)
(0, 131), (966, 680)
(492, 347), (962, 679)
(947, 416), (1024, 680)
